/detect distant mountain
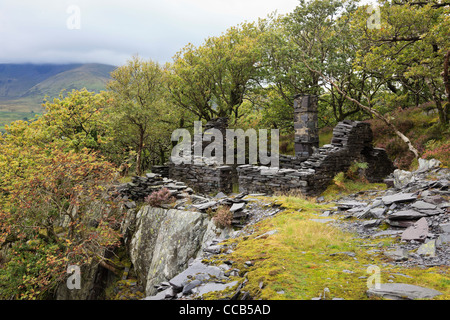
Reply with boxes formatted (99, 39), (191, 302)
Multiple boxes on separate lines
(0, 63), (117, 113)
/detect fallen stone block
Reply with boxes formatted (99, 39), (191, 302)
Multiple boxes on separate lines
(417, 239), (436, 257)
(401, 217), (428, 242)
(388, 209), (426, 220)
(382, 193), (417, 206)
(367, 283), (442, 300)
(384, 248), (409, 261)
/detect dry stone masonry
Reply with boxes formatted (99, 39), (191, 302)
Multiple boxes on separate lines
(163, 95), (394, 197)
(237, 120), (395, 196)
(294, 95), (319, 158)
(128, 96), (394, 199)
(168, 161), (233, 195)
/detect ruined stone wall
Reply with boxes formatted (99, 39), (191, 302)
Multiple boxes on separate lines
(237, 120), (395, 196)
(168, 161), (233, 195)
(294, 95), (319, 158)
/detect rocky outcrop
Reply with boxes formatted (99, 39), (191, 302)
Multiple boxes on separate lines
(128, 206), (210, 296)
(55, 250), (116, 300)
(125, 189), (245, 297)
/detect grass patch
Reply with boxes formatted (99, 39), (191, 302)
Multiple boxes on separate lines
(319, 127), (334, 147)
(209, 195), (450, 300)
(321, 181), (387, 201)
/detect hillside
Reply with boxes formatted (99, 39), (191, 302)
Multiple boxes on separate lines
(0, 63), (116, 126)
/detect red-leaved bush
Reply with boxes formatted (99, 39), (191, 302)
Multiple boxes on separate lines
(213, 206), (233, 229)
(145, 188), (176, 207)
(422, 141), (450, 167)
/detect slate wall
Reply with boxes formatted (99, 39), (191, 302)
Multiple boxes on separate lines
(237, 120), (395, 196)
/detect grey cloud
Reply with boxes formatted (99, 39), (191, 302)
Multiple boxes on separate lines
(0, 0), (298, 66)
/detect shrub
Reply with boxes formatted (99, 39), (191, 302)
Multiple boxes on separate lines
(422, 140), (450, 167)
(144, 188), (176, 207)
(333, 172), (347, 191)
(346, 161), (368, 182)
(213, 206), (233, 229)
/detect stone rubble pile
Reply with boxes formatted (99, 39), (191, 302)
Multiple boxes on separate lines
(116, 173), (194, 202)
(116, 172), (266, 229)
(330, 160), (449, 268)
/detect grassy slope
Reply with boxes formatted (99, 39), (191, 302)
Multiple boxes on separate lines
(0, 63), (82, 98)
(205, 192), (449, 300)
(22, 63), (116, 99)
(366, 105), (450, 169)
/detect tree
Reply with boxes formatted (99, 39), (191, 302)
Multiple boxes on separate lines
(0, 119), (123, 299)
(353, 0), (450, 125)
(167, 22), (265, 124)
(260, 0), (369, 128)
(107, 56), (175, 175)
(41, 89), (113, 152)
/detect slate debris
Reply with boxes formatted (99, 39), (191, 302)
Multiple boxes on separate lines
(116, 173), (193, 202)
(128, 158), (447, 301)
(116, 172), (263, 229)
(332, 160), (450, 269)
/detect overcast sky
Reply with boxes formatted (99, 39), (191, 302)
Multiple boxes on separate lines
(0, 0), (300, 66)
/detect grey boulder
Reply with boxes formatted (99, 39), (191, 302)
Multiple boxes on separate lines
(367, 283), (442, 300)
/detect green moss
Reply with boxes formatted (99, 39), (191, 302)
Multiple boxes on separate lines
(322, 182), (386, 202)
(204, 195), (450, 300)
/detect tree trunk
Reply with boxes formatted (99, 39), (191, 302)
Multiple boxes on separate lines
(136, 128), (144, 176)
(442, 50), (450, 124)
(425, 77), (448, 126)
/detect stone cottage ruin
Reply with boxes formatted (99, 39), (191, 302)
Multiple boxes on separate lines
(154, 95), (395, 197)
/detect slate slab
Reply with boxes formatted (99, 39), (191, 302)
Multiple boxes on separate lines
(337, 201), (368, 210)
(384, 248), (409, 261)
(192, 201), (217, 210)
(193, 280), (239, 297)
(436, 234), (450, 247)
(439, 223), (450, 234)
(169, 260), (223, 289)
(371, 230), (403, 238)
(387, 219), (416, 228)
(182, 279), (203, 295)
(230, 202), (246, 212)
(381, 193), (417, 205)
(401, 217), (428, 242)
(417, 240), (436, 257)
(388, 209), (426, 220)
(367, 283), (442, 300)
(411, 201), (437, 210)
